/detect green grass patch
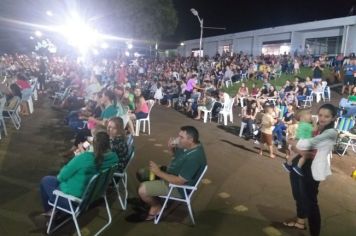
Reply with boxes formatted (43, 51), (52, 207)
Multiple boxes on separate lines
(222, 67), (333, 97)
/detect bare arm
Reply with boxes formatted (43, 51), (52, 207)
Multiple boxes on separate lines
(149, 161), (187, 185)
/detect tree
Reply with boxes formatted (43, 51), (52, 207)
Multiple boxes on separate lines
(89, 0), (178, 42)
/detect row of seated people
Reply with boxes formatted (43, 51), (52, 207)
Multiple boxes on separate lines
(235, 77), (329, 109)
(0, 72), (35, 116)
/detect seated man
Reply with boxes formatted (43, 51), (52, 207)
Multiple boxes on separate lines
(136, 126), (207, 221)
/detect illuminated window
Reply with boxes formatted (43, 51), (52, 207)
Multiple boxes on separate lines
(262, 40), (291, 55)
(223, 45), (230, 53)
(191, 48), (203, 57)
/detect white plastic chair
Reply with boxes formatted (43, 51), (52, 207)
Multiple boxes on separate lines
(240, 72), (247, 81)
(154, 165), (208, 224)
(218, 97), (235, 126)
(335, 117), (356, 156)
(301, 95), (313, 108)
(47, 165), (117, 236)
(31, 78), (38, 101)
(53, 87), (71, 105)
(225, 79), (233, 88)
(239, 122), (256, 137)
(112, 135), (135, 210)
(135, 100), (155, 136)
(0, 96), (7, 139)
(324, 86), (331, 101)
(201, 100), (216, 123)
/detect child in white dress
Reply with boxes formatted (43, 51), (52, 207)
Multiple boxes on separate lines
(154, 82), (163, 105)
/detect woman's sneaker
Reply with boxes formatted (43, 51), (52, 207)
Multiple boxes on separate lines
(282, 162), (293, 173)
(293, 166), (304, 176)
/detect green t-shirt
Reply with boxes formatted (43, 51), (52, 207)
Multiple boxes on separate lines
(128, 94), (135, 111)
(348, 95), (356, 102)
(57, 151), (118, 197)
(167, 144), (207, 186)
(100, 104), (118, 120)
(296, 121), (313, 140)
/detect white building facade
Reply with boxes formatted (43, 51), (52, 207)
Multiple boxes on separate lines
(178, 16), (356, 57)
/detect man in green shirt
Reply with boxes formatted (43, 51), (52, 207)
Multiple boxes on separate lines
(88, 90), (117, 127)
(137, 126), (207, 221)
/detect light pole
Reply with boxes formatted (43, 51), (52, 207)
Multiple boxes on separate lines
(190, 9), (226, 68)
(190, 8), (203, 65)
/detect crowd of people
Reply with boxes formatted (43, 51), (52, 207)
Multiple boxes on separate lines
(0, 50), (355, 236)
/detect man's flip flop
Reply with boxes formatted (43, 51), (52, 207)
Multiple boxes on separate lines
(145, 214), (158, 221)
(282, 221), (307, 230)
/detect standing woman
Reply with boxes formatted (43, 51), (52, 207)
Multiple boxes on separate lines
(283, 103), (338, 236)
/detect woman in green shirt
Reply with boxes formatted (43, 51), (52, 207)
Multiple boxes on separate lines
(40, 132), (118, 214)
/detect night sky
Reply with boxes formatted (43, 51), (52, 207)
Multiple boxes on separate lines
(0, 0), (355, 52)
(167, 0), (355, 44)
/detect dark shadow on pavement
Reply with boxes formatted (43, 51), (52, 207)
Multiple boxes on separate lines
(217, 125), (240, 136)
(220, 139), (259, 154)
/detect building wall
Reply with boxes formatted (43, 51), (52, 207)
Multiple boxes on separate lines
(301, 28), (343, 42)
(179, 16), (356, 57)
(346, 25), (356, 55)
(204, 41), (218, 57)
(255, 32), (292, 55)
(236, 37), (253, 55)
(291, 31), (304, 54)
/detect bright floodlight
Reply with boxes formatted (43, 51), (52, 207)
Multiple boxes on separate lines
(29, 36), (34, 40)
(127, 43), (133, 49)
(59, 13), (99, 54)
(190, 8), (198, 16)
(180, 42), (185, 46)
(125, 51), (130, 57)
(100, 42), (109, 49)
(46, 10), (53, 16)
(35, 30), (42, 37)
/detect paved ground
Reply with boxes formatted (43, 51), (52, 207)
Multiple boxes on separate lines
(0, 89), (356, 236)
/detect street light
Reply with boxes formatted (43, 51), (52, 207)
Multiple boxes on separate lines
(46, 10), (53, 16)
(35, 30), (42, 37)
(190, 8), (203, 65)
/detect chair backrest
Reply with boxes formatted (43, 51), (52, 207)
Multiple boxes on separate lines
(0, 96), (6, 117)
(335, 117), (355, 132)
(21, 88), (32, 101)
(31, 79), (38, 92)
(79, 165), (118, 212)
(5, 96), (21, 111)
(222, 97), (234, 112)
(62, 87), (71, 98)
(124, 134), (135, 169)
(192, 165), (208, 189)
(146, 99), (155, 114)
(277, 105), (287, 119)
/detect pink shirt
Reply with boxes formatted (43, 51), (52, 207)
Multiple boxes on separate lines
(186, 78), (196, 92)
(135, 98), (149, 113)
(16, 80), (31, 90)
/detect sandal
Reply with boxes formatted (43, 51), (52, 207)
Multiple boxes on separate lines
(282, 221), (306, 230)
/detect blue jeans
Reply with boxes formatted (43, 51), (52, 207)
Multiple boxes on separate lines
(40, 176), (72, 212)
(273, 123), (286, 144)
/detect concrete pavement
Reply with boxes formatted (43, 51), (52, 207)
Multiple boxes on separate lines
(0, 91), (356, 236)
